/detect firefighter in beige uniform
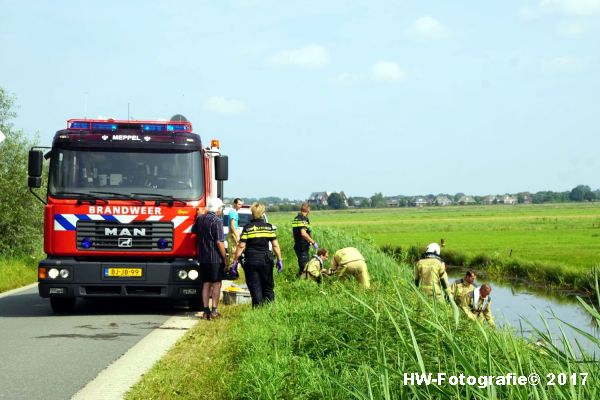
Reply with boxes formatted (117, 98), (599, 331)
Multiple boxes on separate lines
(460, 284), (495, 328)
(326, 247), (370, 289)
(414, 243), (452, 302)
(450, 270), (477, 300)
(300, 248), (329, 284)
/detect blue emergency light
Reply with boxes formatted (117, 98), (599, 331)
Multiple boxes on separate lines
(68, 119), (192, 133)
(91, 123), (118, 131)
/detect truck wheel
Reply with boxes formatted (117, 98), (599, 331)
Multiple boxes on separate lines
(188, 298), (203, 311)
(50, 297), (76, 313)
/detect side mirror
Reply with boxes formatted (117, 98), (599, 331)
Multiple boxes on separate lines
(28, 150), (43, 188)
(215, 155), (228, 181)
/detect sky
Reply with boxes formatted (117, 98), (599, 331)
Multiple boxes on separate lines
(1, 0), (599, 199)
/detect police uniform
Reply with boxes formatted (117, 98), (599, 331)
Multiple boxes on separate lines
(330, 247), (370, 289)
(460, 290), (495, 328)
(414, 254), (451, 302)
(450, 278), (476, 300)
(292, 213), (312, 275)
(240, 218), (277, 307)
(300, 255), (325, 283)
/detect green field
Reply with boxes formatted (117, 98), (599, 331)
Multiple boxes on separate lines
(270, 203), (600, 271)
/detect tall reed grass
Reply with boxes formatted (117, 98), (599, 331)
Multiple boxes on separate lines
(128, 226), (600, 400)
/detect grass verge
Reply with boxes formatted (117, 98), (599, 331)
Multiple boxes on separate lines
(127, 226), (600, 399)
(0, 255), (38, 293)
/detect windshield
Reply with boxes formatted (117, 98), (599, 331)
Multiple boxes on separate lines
(48, 149), (204, 200)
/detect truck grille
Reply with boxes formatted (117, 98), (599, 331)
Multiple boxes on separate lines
(76, 221), (173, 251)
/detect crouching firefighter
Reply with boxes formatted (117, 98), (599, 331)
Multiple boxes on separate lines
(460, 284), (496, 328)
(300, 248), (329, 284)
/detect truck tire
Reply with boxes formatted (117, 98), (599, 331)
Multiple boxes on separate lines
(188, 298), (203, 311)
(50, 297), (76, 313)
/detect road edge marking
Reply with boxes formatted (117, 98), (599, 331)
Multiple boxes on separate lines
(0, 283), (38, 299)
(71, 314), (198, 400)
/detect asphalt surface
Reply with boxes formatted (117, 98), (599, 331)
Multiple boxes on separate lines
(0, 285), (192, 400)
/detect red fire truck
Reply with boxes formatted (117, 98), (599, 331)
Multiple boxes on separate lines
(27, 117), (228, 313)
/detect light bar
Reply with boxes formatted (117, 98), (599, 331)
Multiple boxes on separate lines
(91, 122), (117, 131)
(67, 119), (193, 133)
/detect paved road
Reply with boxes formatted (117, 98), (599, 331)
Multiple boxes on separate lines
(0, 285), (193, 400)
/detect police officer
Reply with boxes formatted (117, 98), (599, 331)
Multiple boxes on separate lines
(326, 247), (370, 289)
(450, 270), (477, 299)
(414, 242), (452, 303)
(300, 248), (329, 284)
(460, 284), (495, 328)
(230, 203), (282, 308)
(292, 202), (317, 276)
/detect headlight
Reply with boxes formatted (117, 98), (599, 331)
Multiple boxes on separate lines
(188, 269), (199, 280)
(177, 270), (188, 280)
(48, 268), (59, 279)
(59, 269), (70, 279)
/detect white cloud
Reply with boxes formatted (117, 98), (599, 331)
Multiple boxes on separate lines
(409, 16), (449, 40)
(538, 0), (600, 16)
(269, 44), (330, 69)
(203, 96), (247, 115)
(372, 61), (406, 82)
(558, 21), (586, 35)
(542, 56), (583, 71)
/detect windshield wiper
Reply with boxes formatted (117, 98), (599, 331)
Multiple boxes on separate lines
(52, 191), (108, 205)
(131, 193), (187, 206)
(89, 191), (145, 204)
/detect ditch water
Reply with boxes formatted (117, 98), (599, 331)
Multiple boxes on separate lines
(448, 271), (600, 358)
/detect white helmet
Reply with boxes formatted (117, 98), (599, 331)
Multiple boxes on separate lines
(426, 243), (441, 256)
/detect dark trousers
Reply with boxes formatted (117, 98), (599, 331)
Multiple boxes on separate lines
(294, 247), (309, 276)
(243, 261), (275, 307)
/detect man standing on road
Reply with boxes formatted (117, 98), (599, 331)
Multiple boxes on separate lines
(460, 284), (495, 328)
(292, 202), (317, 276)
(414, 242), (452, 303)
(194, 198), (227, 320)
(451, 270), (477, 299)
(226, 198), (243, 267)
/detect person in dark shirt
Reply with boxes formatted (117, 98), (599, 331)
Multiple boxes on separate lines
(230, 203), (282, 307)
(194, 197), (227, 319)
(292, 202), (317, 276)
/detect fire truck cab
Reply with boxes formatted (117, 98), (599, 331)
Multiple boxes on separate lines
(27, 117), (228, 313)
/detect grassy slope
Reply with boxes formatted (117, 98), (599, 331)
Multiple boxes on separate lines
(0, 256), (37, 293)
(127, 225), (599, 400)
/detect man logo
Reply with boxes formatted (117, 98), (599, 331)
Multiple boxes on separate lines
(105, 228), (146, 236)
(118, 238), (133, 248)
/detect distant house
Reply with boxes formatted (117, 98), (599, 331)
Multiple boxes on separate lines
(521, 194), (533, 204)
(338, 191), (349, 207)
(434, 195), (452, 206)
(307, 192), (329, 207)
(457, 195), (476, 205)
(483, 195), (497, 205)
(411, 196), (429, 207)
(498, 195), (517, 205)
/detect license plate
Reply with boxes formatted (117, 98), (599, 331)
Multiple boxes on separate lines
(103, 267), (143, 277)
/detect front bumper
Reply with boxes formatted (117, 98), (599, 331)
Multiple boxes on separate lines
(38, 257), (202, 299)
